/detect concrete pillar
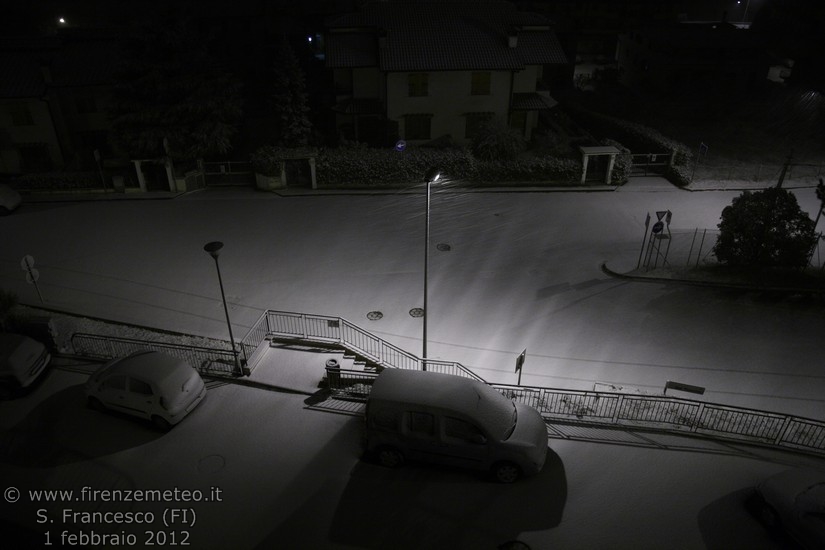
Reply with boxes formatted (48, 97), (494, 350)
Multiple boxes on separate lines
(164, 158), (175, 192)
(580, 154), (590, 185)
(309, 157), (317, 189)
(605, 153), (616, 185)
(132, 160), (147, 192)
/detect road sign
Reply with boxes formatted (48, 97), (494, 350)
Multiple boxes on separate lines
(20, 255), (44, 302)
(652, 221), (664, 234)
(515, 349), (526, 386)
(395, 140), (406, 152)
(656, 211), (668, 221)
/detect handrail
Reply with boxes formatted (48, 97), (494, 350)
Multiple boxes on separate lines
(494, 384), (825, 457)
(70, 333), (238, 376)
(74, 310), (825, 458)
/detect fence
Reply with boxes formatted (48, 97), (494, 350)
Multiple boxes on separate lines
(691, 160), (823, 186)
(202, 161), (255, 186)
(641, 228), (721, 270)
(71, 333), (239, 376)
(238, 309), (484, 380)
(321, 365), (825, 457)
(630, 152), (673, 176)
(70, 310), (825, 458)
(496, 385), (825, 455)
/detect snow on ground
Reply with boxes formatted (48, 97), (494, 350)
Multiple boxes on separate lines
(2, 181), (825, 548)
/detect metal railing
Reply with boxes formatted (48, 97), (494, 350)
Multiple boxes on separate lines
(495, 385), (825, 456)
(71, 333), (238, 376)
(238, 309), (485, 381)
(72, 310), (825, 458)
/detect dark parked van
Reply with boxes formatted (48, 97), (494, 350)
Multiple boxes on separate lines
(364, 369), (548, 482)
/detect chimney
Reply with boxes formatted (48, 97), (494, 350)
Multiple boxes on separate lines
(508, 28), (518, 48)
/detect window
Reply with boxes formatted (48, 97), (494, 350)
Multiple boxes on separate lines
(10, 103), (34, 126)
(444, 417), (486, 444)
(103, 375), (127, 391)
(407, 412), (435, 436)
(373, 408), (400, 430)
(408, 73), (428, 97)
(75, 96), (97, 114)
(18, 144), (52, 172)
(404, 114), (432, 140)
(464, 113), (492, 139)
(129, 378), (153, 396)
(470, 72), (491, 95)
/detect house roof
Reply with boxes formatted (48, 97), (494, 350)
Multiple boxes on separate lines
(511, 92), (558, 110)
(325, 0), (567, 71)
(0, 37), (120, 98)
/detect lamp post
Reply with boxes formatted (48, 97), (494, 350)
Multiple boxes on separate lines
(422, 167), (442, 370)
(203, 241), (243, 376)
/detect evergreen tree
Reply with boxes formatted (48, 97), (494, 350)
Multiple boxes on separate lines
(271, 37), (312, 146)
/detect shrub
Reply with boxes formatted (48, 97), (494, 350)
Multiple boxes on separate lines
(473, 157), (580, 184)
(713, 188), (817, 267)
(564, 103), (693, 165)
(470, 119), (526, 161)
(315, 147), (477, 186)
(250, 145), (318, 176)
(601, 138), (632, 185)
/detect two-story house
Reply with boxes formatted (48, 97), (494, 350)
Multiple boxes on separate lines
(0, 33), (118, 175)
(324, 0), (568, 146)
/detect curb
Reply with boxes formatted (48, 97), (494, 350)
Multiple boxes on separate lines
(600, 262), (825, 295)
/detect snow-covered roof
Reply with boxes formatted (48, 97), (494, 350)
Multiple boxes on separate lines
(369, 368), (515, 438)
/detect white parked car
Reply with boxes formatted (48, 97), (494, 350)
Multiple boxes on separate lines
(757, 468), (825, 549)
(364, 368), (548, 483)
(85, 350), (206, 431)
(0, 184), (22, 215)
(0, 333), (51, 398)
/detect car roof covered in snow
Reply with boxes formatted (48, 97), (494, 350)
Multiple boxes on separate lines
(100, 350), (195, 384)
(369, 368), (515, 438)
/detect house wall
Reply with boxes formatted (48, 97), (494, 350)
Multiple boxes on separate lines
(512, 65), (540, 93)
(386, 70), (512, 144)
(51, 86), (115, 169)
(0, 98), (63, 173)
(352, 67), (382, 99)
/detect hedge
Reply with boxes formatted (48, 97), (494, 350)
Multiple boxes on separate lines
(565, 103), (693, 166)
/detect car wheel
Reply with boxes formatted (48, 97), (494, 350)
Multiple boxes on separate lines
(87, 397), (105, 411)
(759, 501), (781, 531)
(376, 446), (404, 468)
(151, 415), (172, 432)
(492, 462), (521, 483)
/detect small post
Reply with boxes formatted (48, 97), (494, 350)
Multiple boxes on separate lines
(515, 349), (526, 386)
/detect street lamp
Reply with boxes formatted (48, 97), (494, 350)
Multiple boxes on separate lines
(203, 241), (243, 376)
(422, 167), (442, 370)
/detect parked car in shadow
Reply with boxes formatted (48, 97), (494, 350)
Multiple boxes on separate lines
(85, 350), (206, 431)
(0, 333), (51, 398)
(756, 468), (825, 549)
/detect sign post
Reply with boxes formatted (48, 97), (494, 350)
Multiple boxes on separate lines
(21, 255), (44, 303)
(515, 349), (526, 386)
(637, 212), (650, 268)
